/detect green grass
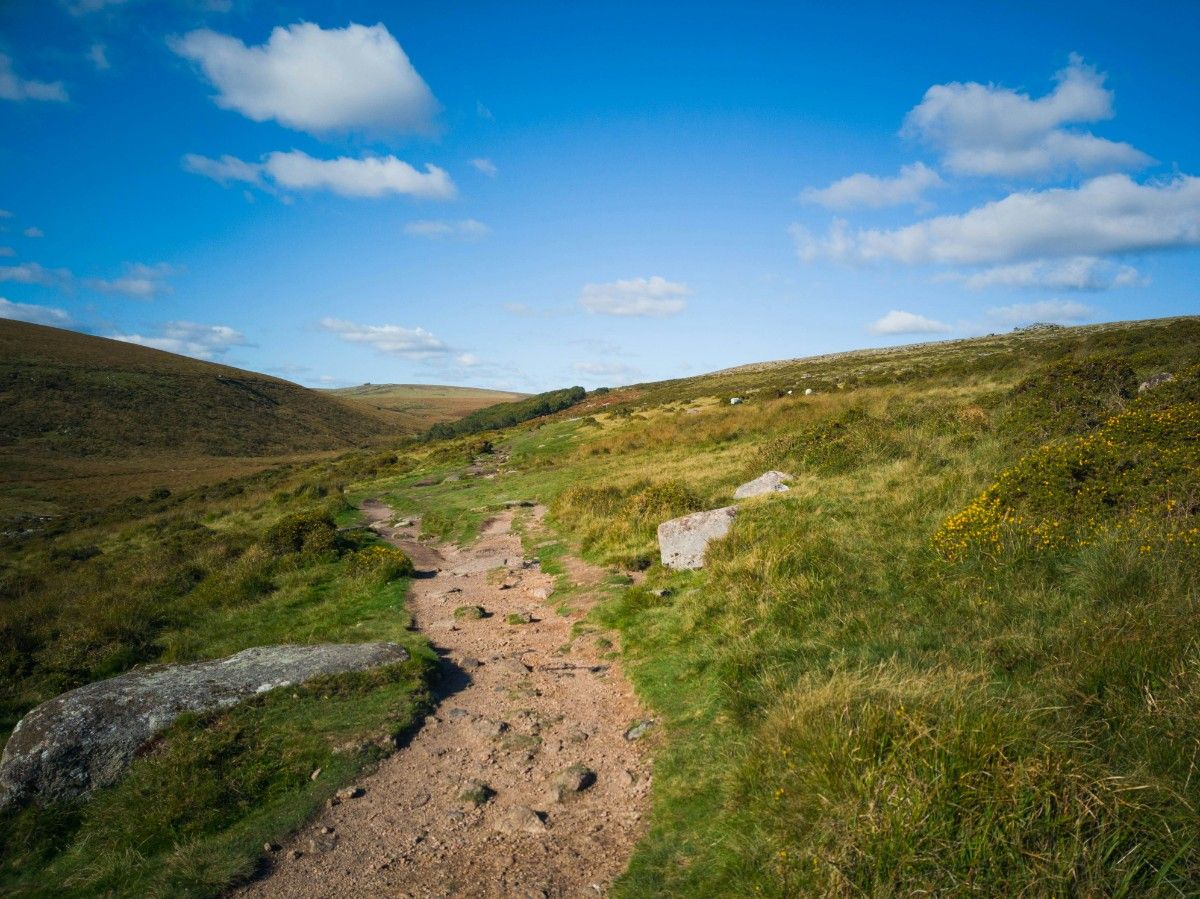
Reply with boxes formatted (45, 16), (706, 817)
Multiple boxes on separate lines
(340, 316), (1200, 896)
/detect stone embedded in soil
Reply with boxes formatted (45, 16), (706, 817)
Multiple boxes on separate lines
(458, 778), (494, 806)
(492, 804), (548, 834)
(550, 763), (596, 801)
(453, 605), (487, 621)
(624, 719), (655, 741)
(656, 506), (737, 570)
(471, 717), (510, 738)
(507, 612), (533, 625)
(495, 657), (531, 675)
(336, 786), (365, 800)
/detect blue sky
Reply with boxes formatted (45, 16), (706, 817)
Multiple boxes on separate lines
(1, 0), (1197, 391)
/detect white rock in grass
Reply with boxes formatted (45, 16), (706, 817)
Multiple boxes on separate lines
(733, 470), (792, 500)
(657, 506), (737, 570)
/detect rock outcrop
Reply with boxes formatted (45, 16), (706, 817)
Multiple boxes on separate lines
(733, 470), (792, 499)
(0, 642), (410, 808)
(657, 506), (737, 569)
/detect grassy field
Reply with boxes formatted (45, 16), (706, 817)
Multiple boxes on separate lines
(348, 316), (1200, 895)
(4, 316), (1200, 896)
(328, 382), (527, 432)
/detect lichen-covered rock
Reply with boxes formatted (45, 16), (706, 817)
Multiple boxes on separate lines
(733, 470), (792, 499)
(657, 506), (737, 569)
(0, 642), (409, 808)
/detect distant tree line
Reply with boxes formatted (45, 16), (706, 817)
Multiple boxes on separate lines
(426, 385), (587, 439)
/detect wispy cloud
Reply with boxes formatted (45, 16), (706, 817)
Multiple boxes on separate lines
(184, 150), (456, 200)
(320, 318), (453, 361)
(986, 299), (1093, 327)
(0, 262), (73, 289)
(110, 320), (248, 360)
(0, 53), (67, 102)
(579, 276), (690, 317)
(470, 157), (498, 177)
(0, 296), (71, 326)
(85, 262), (178, 299)
(404, 219), (490, 238)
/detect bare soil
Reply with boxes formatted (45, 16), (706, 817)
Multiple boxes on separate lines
(236, 501), (651, 899)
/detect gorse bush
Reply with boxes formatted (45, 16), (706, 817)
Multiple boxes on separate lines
(345, 544), (415, 584)
(1004, 352), (1138, 441)
(935, 366), (1200, 561)
(261, 509), (337, 557)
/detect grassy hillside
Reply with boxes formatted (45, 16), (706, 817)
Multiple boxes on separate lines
(353, 315), (1200, 895)
(5, 315), (1200, 896)
(329, 383), (526, 432)
(0, 320), (402, 519)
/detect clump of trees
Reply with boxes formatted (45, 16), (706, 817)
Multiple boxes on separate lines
(427, 386), (586, 439)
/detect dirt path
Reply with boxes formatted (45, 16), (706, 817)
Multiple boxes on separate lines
(237, 501), (651, 899)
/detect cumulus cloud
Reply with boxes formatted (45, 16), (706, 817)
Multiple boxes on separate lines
(0, 262), (73, 289)
(470, 158), (498, 177)
(320, 318), (453, 361)
(182, 153), (265, 186)
(85, 262), (177, 298)
(801, 162), (943, 209)
(793, 174), (1200, 266)
(579, 276), (690, 317)
(110, 320), (247, 360)
(0, 54), (68, 102)
(171, 22), (439, 135)
(184, 150), (455, 200)
(868, 310), (952, 335)
(0, 297), (71, 326)
(902, 55), (1151, 177)
(986, 300), (1093, 327)
(940, 256), (1144, 291)
(404, 219), (489, 238)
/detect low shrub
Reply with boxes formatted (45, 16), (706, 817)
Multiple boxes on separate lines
(345, 544), (415, 584)
(261, 510), (336, 557)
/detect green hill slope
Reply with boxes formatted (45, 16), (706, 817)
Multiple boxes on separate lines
(329, 383), (526, 431)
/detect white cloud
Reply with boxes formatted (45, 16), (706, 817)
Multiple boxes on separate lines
(986, 300), (1093, 327)
(941, 256), (1144, 291)
(456, 353), (481, 366)
(801, 162), (943, 210)
(0, 247), (14, 257)
(64, 0), (130, 13)
(902, 55), (1151, 177)
(579, 276), (690, 317)
(794, 174), (1200, 266)
(171, 22), (439, 134)
(404, 219), (489, 238)
(476, 100), (493, 120)
(572, 361), (642, 384)
(868, 310), (952, 335)
(182, 153), (264, 186)
(470, 158), (498, 177)
(0, 53), (68, 102)
(320, 318), (452, 361)
(183, 150), (456, 200)
(88, 43), (110, 71)
(0, 262), (72, 288)
(23, 227), (44, 238)
(0, 209), (11, 218)
(0, 297), (71, 326)
(85, 262), (177, 298)
(110, 321), (247, 360)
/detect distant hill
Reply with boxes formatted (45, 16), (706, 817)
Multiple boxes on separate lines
(0, 320), (403, 514)
(329, 383), (527, 432)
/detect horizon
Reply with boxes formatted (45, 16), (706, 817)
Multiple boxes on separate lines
(2, 1), (1198, 392)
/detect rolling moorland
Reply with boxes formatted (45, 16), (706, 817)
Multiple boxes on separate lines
(329, 383), (527, 433)
(0, 321), (513, 526)
(2, 315), (1199, 896)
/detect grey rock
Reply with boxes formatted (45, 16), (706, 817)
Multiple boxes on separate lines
(733, 470), (792, 500)
(335, 786), (365, 800)
(729, 397), (743, 405)
(624, 719), (655, 741)
(657, 506), (737, 570)
(1139, 372), (1174, 393)
(0, 642), (408, 808)
(550, 763), (596, 801)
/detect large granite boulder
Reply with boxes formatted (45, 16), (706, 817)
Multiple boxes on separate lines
(657, 506), (737, 570)
(733, 470), (792, 499)
(0, 642), (409, 808)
